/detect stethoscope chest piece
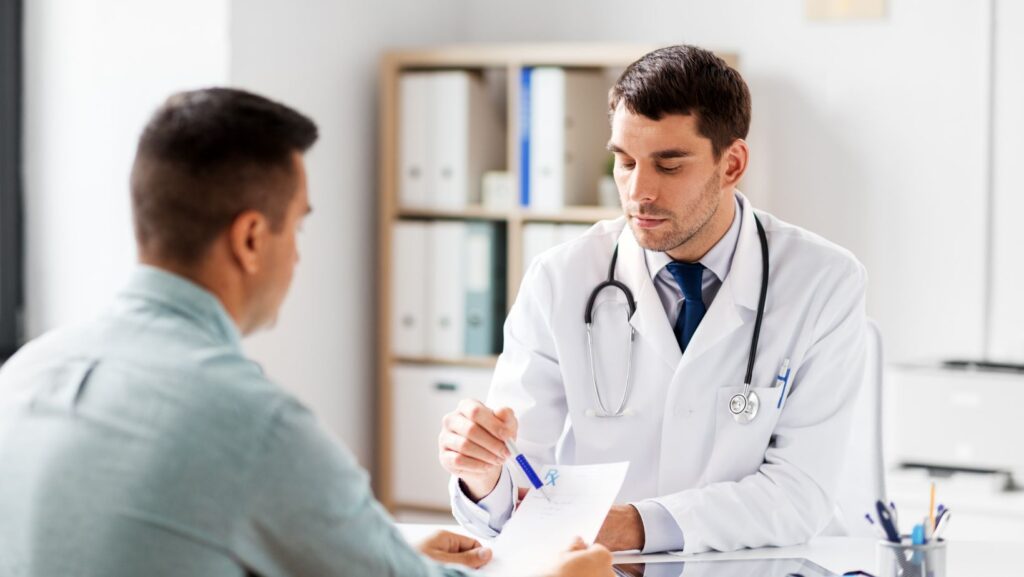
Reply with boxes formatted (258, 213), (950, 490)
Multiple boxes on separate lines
(729, 389), (760, 424)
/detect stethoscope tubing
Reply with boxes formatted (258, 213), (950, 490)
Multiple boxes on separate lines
(740, 215), (770, 398)
(584, 214), (769, 420)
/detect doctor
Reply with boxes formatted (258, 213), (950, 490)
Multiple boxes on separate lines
(437, 44), (868, 554)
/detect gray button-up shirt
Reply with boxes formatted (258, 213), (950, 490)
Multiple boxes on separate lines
(0, 266), (469, 577)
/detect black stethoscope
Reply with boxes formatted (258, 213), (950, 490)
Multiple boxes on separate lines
(583, 215), (769, 424)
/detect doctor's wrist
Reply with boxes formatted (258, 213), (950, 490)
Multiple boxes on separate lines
(595, 504), (645, 552)
(459, 469), (502, 503)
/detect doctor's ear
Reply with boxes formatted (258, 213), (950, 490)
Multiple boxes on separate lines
(719, 139), (749, 189)
(228, 209), (270, 275)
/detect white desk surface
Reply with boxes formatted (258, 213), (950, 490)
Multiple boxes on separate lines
(398, 523), (1019, 576)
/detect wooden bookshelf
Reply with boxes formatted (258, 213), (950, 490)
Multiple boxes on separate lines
(392, 355), (500, 369)
(396, 206), (623, 224)
(376, 43), (736, 512)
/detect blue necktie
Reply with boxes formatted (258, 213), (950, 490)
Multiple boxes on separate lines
(666, 262), (706, 353)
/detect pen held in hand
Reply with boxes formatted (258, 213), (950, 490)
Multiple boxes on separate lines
(505, 438), (552, 501)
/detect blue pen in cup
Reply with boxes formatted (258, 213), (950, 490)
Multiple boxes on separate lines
(504, 439), (551, 501)
(875, 500), (901, 543)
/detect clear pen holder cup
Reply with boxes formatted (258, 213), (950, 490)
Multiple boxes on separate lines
(876, 538), (947, 577)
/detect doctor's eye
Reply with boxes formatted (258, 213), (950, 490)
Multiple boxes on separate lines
(617, 159), (636, 170)
(657, 164), (681, 174)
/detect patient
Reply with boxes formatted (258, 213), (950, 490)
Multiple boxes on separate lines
(0, 88), (612, 577)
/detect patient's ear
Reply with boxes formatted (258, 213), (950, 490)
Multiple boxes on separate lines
(229, 210), (269, 274)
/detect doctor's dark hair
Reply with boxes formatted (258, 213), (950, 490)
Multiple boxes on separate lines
(610, 44), (751, 160)
(130, 87), (318, 265)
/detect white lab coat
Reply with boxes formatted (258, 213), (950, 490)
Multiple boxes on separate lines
(453, 193), (868, 553)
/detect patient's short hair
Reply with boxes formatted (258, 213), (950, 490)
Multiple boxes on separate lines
(130, 88), (318, 264)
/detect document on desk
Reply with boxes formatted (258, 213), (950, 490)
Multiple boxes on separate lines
(482, 462), (629, 577)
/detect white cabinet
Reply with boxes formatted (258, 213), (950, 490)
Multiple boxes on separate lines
(887, 468), (1024, 543)
(884, 365), (1024, 543)
(390, 364), (494, 508)
(886, 366), (1024, 479)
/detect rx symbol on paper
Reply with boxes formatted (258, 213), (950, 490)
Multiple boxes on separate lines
(544, 469), (559, 487)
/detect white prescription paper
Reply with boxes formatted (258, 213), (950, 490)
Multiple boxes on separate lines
(482, 462), (630, 577)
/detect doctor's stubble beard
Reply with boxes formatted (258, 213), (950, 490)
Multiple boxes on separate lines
(625, 168), (724, 255)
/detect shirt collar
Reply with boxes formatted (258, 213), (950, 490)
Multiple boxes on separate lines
(646, 193), (743, 283)
(118, 265), (243, 351)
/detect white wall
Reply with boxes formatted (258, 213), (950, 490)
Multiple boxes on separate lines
(229, 0), (463, 467)
(23, 0), (230, 334)
(988, 0), (1024, 363)
(455, 0), (993, 365)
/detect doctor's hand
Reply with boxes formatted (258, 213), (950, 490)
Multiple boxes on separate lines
(438, 399), (517, 502)
(547, 538), (615, 577)
(416, 530), (492, 569)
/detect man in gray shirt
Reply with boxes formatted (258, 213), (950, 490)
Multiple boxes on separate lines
(0, 88), (611, 577)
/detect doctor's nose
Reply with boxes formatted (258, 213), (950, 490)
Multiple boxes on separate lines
(624, 166), (659, 205)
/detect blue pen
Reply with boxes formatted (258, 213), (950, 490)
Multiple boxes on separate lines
(775, 358), (792, 409)
(912, 523), (926, 545)
(911, 523), (927, 566)
(875, 500), (901, 543)
(888, 500), (901, 535)
(505, 439), (551, 501)
(933, 510), (951, 540)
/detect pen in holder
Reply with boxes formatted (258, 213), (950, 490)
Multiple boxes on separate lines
(876, 538), (946, 577)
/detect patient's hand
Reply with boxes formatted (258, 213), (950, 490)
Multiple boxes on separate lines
(417, 530), (492, 569)
(548, 538), (615, 577)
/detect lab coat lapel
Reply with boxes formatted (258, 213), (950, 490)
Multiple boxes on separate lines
(681, 193), (763, 363)
(616, 226), (683, 370)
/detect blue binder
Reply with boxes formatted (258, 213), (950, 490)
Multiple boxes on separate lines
(519, 67), (532, 207)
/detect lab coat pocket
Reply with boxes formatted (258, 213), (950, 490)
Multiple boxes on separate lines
(705, 385), (784, 482)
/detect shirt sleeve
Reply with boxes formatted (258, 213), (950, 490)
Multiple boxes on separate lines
(234, 398), (475, 577)
(449, 467), (516, 538)
(632, 500), (685, 553)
